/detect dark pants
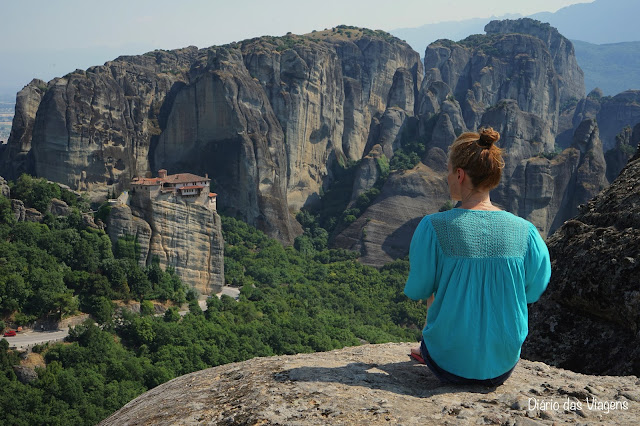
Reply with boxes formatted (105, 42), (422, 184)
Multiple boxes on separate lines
(420, 339), (515, 387)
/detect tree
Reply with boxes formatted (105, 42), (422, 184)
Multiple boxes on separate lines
(140, 300), (154, 316)
(115, 235), (140, 261)
(163, 307), (181, 323)
(0, 195), (14, 226)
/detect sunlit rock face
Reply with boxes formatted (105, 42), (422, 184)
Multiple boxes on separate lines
(107, 193), (225, 295)
(335, 19), (601, 259)
(99, 343), (640, 425)
(0, 30), (421, 244)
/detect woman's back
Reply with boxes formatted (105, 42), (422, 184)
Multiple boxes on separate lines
(404, 208), (550, 380)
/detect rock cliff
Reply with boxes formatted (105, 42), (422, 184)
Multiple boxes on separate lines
(334, 19), (607, 261)
(523, 142), (640, 376)
(0, 176), (9, 197)
(573, 90), (640, 152)
(99, 343), (640, 425)
(0, 28), (421, 244)
(3, 21), (639, 264)
(333, 163), (448, 266)
(107, 194), (224, 295)
(484, 18), (585, 107)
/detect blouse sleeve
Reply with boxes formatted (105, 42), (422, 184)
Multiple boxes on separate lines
(404, 216), (439, 301)
(524, 223), (552, 303)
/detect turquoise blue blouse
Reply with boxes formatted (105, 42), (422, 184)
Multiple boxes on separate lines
(404, 209), (551, 380)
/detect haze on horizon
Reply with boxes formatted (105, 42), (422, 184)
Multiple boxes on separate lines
(0, 0), (591, 98)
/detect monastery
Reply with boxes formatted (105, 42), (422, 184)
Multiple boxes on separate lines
(129, 169), (217, 210)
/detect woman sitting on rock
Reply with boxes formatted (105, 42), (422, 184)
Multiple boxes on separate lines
(404, 127), (551, 386)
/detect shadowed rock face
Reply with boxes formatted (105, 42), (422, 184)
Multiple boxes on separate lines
(605, 122), (640, 182)
(523, 144), (640, 376)
(572, 90), (640, 152)
(333, 163), (448, 266)
(98, 343), (640, 425)
(0, 32), (421, 244)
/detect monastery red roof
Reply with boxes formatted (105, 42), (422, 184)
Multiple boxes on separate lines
(208, 193), (217, 197)
(162, 173), (210, 185)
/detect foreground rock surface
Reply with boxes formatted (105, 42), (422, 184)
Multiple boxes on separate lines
(100, 343), (639, 425)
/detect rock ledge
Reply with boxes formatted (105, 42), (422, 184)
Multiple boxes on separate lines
(100, 343), (640, 425)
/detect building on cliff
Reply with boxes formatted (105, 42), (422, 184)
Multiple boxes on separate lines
(107, 169), (224, 295)
(130, 169), (217, 209)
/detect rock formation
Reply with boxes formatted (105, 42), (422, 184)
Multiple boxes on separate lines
(350, 144), (386, 200)
(99, 343), (640, 425)
(0, 29), (421, 244)
(2, 20), (639, 267)
(484, 18), (585, 107)
(0, 175), (9, 198)
(334, 19), (605, 261)
(572, 89), (640, 152)
(523, 143), (640, 376)
(107, 188), (224, 295)
(334, 163), (448, 266)
(0, 80), (46, 178)
(604, 123), (639, 183)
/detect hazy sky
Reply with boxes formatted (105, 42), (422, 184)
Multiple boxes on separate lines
(2, 0), (590, 50)
(0, 0), (591, 96)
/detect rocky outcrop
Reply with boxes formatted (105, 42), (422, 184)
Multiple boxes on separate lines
(333, 163), (448, 266)
(100, 342), (640, 425)
(595, 91), (640, 152)
(484, 18), (585, 106)
(107, 204), (153, 264)
(350, 144), (386, 200)
(48, 198), (71, 216)
(0, 176), (9, 197)
(13, 366), (38, 385)
(572, 90), (640, 151)
(107, 197), (224, 295)
(424, 32), (561, 134)
(604, 124), (638, 183)
(523, 143), (640, 376)
(335, 17), (630, 257)
(10, 198), (44, 223)
(0, 29), (420, 244)
(0, 80), (46, 178)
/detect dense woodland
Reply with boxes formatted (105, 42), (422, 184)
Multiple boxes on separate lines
(0, 174), (423, 425)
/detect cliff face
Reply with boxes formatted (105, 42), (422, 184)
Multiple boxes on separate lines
(334, 162), (448, 266)
(0, 80), (46, 178)
(573, 90), (640, 151)
(99, 343), (640, 425)
(335, 19), (603, 261)
(423, 32), (560, 134)
(3, 21), (639, 262)
(523, 143), (640, 376)
(3, 48), (197, 197)
(0, 29), (420, 244)
(484, 18), (585, 107)
(107, 194), (224, 295)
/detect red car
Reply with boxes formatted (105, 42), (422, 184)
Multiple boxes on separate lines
(3, 330), (16, 337)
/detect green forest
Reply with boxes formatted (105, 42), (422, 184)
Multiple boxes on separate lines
(0, 175), (424, 425)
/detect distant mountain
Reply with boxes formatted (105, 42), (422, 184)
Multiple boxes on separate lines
(573, 40), (640, 94)
(391, 0), (640, 95)
(391, 0), (639, 55)
(530, 0), (638, 44)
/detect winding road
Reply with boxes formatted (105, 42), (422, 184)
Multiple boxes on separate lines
(3, 288), (239, 350)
